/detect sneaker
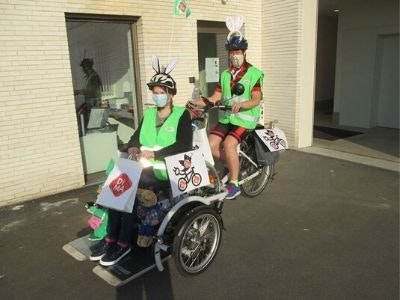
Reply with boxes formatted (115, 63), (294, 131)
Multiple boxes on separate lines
(89, 239), (113, 261)
(99, 245), (131, 266)
(225, 183), (241, 200)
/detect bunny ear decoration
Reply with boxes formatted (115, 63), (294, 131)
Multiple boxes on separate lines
(226, 15), (244, 41)
(225, 16), (235, 32)
(234, 16), (244, 31)
(151, 55), (160, 73)
(164, 58), (178, 74)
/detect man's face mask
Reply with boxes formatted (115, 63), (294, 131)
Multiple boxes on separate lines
(152, 93), (169, 107)
(230, 54), (244, 69)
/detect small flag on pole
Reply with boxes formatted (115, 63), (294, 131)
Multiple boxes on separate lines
(173, 0), (191, 17)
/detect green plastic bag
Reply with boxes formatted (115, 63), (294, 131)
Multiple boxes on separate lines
(87, 205), (108, 241)
(86, 158), (114, 241)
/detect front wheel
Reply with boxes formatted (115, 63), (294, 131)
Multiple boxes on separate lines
(172, 206), (222, 276)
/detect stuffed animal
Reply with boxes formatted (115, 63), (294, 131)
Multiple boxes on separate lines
(136, 188), (165, 247)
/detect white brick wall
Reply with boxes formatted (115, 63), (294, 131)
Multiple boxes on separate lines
(262, 0), (317, 147)
(0, 0), (264, 205)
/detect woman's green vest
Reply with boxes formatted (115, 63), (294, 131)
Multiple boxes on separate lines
(219, 66), (264, 129)
(140, 106), (186, 180)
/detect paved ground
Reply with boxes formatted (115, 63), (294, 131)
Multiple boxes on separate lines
(0, 150), (398, 300)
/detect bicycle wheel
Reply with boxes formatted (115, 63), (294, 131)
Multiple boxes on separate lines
(239, 135), (271, 197)
(173, 206), (222, 276)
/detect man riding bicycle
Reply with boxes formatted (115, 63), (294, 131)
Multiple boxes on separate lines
(192, 16), (264, 200)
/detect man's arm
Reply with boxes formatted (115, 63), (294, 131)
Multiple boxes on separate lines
(231, 89), (261, 113)
(191, 89), (222, 108)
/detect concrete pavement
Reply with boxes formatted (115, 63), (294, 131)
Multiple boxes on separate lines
(0, 150), (398, 300)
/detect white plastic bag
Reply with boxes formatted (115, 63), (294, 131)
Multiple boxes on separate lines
(96, 158), (143, 212)
(192, 128), (214, 165)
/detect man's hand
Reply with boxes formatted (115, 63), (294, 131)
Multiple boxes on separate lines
(189, 98), (206, 108)
(231, 102), (242, 113)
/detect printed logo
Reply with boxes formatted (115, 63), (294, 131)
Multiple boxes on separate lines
(109, 173), (132, 197)
(165, 126), (175, 132)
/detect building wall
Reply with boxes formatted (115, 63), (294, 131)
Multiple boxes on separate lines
(0, 0), (263, 205)
(262, 0), (318, 147)
(334, 0), (399, 128)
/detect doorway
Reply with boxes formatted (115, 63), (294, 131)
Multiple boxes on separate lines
(66, 14), (141, 182)
(313, 8), (339, 132)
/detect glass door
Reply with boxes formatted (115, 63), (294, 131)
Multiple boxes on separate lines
(66, 16), (140, 180)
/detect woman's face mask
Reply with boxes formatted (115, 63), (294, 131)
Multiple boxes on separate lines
(230, 54), (244, 69)
(152, 93), (169, 107)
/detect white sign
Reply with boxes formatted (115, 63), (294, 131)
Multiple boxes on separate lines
(165, 149), (210, 197)
(255, 127), (289, 152)
(205, 57), (219, 83)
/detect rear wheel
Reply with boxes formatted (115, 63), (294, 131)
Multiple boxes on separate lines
(239, 135), (272, 197)
(173, 206), (222, 276)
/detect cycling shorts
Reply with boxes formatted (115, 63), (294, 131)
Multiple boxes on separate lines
(210, 122), (248, 143)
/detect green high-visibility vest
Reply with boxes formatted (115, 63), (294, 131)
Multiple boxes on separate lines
(84, 71), (102, 106)
(140, 106), (186, 180)
(219, 66), (264, 129)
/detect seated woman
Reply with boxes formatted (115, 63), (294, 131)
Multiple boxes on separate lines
(90, 56), (193, 266)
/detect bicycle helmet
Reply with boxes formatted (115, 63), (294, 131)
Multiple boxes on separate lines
(225, 35), (248, 51)
(147, 73), (177, 95)
(147, 55), (178, 95)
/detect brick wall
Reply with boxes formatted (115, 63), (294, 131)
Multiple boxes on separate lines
(0, 0), (263, 205)
(262, 0), (318, 147)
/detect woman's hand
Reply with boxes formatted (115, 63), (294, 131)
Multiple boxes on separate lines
(128, 147), (140, 159)
(139, 150), (154, 160)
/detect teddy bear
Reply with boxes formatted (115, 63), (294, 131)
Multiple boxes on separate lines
(136, 188), (165, 247)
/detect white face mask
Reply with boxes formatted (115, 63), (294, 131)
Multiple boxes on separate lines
(152, 94), (169, 107)
(230, 54), (244, 69)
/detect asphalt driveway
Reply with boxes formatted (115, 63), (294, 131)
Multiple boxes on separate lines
(0, 150), (398, 300)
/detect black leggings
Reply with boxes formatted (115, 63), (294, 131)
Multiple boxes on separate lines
(106, 168), (167, 245)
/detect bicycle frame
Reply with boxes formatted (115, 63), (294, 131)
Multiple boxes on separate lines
(189, 103), (264, 186)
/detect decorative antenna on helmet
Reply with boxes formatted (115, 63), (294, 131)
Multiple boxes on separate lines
(148, 55), (179, 95)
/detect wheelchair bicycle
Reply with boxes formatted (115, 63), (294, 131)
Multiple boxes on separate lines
(65, 100), (282, 283)
(151, 101), (280, 276)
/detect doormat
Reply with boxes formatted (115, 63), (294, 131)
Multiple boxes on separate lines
(313, 126), (362, 141)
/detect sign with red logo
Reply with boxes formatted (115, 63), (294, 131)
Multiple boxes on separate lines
(109, 173), (132, 197)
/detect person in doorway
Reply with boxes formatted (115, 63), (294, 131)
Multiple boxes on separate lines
(74, 58), (103, 129)
(89, 56), (193, 266)
(191, 16), (264, 200)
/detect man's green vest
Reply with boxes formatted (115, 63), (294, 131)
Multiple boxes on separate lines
(219, 66), (264, 129)
(84, 71), (102, 106)
(140, 106), (186, 180)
